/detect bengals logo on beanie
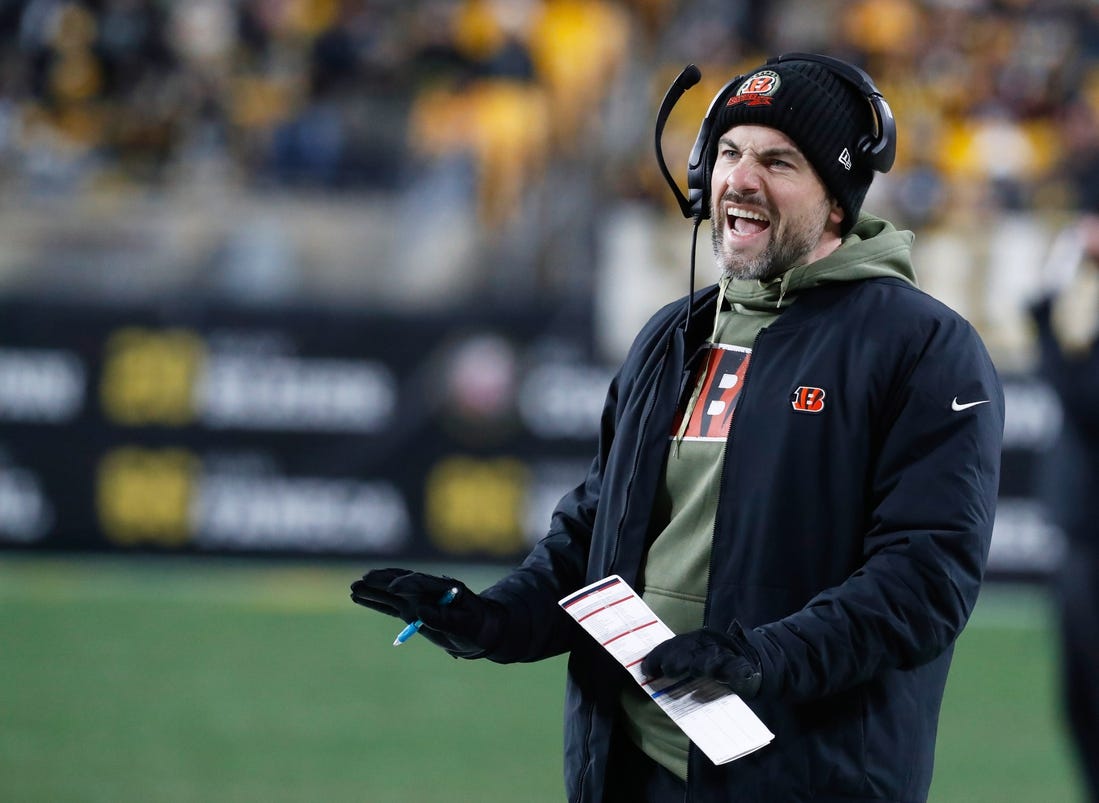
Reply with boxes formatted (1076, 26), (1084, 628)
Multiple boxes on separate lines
(726, 70), (782, 107)
(712, 59), (875, 234)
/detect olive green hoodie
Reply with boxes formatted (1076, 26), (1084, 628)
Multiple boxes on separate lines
(618, 214), (917, 780)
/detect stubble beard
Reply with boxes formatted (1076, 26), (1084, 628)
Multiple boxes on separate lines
(711, 193), (832, 282)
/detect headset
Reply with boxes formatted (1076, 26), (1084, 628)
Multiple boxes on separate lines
(655, 52), (897, 220)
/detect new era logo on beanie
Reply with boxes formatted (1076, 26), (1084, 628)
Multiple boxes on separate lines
(712, 59), (876, 234)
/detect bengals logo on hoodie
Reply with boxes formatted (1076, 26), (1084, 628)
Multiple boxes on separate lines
(672, 345), (751, 441)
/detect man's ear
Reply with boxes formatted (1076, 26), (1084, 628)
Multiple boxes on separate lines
(829, 199), (845, 228)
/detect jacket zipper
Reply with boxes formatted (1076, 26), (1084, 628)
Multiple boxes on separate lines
(687, 324), (766, 801)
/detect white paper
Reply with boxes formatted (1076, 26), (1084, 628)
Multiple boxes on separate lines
(559, 575), (774, 765)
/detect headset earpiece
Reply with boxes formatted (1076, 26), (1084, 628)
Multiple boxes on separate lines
(858, 89), (897, 172)
(685, 73), (743, 219)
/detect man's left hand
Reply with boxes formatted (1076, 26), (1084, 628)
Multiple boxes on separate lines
(641, 625), (763, 698)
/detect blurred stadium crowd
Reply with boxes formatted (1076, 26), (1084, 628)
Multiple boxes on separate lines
(1, 0), (1098, 361)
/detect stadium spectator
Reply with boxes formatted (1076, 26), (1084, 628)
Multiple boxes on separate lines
(351, 53), (1005, 802)
(0, 1), (1089, 249)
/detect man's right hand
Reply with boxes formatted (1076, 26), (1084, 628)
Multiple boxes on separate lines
(349, 568), (505, 656)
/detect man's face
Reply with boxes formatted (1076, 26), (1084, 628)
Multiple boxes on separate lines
(709, 125), (844, 281)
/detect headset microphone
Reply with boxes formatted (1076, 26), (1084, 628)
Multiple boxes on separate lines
(654, 64), (702, 220)
(653, 64), (706, 331)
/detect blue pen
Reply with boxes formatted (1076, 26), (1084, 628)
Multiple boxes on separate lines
(392, 586), (460, 646)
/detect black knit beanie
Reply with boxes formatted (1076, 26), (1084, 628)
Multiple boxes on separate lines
(710, 59), (876, 234)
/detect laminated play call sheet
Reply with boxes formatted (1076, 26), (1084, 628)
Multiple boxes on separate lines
(559, 575), (774, 765)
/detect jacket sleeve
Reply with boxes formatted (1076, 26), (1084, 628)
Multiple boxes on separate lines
(472, 370), (619, 663)
(746, 315), (1005, 700)
(470, 296), (694, 664)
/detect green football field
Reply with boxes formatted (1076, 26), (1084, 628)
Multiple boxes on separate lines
(0, 555), (1086, 802)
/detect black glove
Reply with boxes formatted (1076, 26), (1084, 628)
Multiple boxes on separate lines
(349, 568), (505, 657)
(640, 623), (763, 698)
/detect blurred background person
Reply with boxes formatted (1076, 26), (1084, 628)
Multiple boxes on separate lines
(1029, 116), (1099, 802)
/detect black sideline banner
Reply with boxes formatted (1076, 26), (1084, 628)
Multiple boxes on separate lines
(0, 298), (1062, 581)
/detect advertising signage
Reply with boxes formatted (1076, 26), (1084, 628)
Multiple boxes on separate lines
(0, 298), (1061, 580)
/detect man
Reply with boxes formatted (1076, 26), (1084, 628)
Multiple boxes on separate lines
(352, 54), (1004, 802)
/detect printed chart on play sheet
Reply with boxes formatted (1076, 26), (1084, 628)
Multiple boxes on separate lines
(559, 575), (774, 765)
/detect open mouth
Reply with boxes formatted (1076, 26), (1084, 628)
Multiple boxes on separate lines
(725, 205), (771, 238)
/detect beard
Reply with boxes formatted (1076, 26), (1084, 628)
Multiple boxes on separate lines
(711, 192), (832, 282)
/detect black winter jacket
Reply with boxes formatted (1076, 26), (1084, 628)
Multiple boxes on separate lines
(479, 276), (1005, 802)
